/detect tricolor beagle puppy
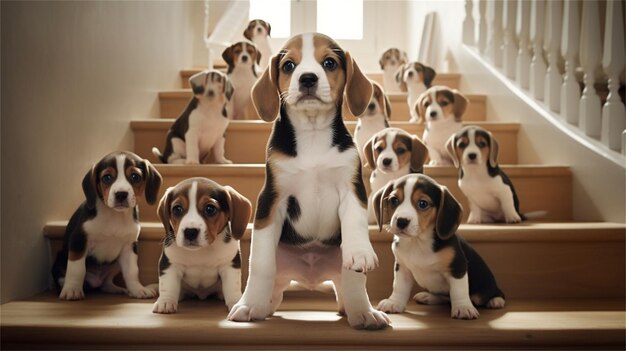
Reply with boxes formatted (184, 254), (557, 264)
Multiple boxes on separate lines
(243, 19), (272, 70)
(415, 85), (469, 166)
(363, 128), (429, 224)
(227, 33), (391, 330)
(222, 41), (262, 120)
(51, 151), (162, 300)
(354, 81), (391, 165)
(373, 174), (505, 319)
(395, 62), (436, 122)
(446, 126), (535, 224)
(379, 48), (408, 93)
(153, 177), (252, 314)
(152, 70), (234, 165)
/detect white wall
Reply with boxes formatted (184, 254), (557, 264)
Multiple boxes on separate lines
(1, 1), (195, 303)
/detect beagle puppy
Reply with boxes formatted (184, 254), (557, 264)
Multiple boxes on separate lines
(373, 174), (505, 319)
(446, 126), (535, 224)
(153, 177), (252, 314)
(363, 128), (429, 224)
(227, 33), (391, 330)
(379, 48), (408, 93)
(152, 70), (234, 164)
(354, 81), (391, 164)
(243, 19), (272, 70)
(415, 86), (469, 166)
(222, 41), (262, 120)
(395, 62), (436, 122)
(51, 151), (162, 300)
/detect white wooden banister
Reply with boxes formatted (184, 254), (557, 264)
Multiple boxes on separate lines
(529, 0), (546, 101)
(579, 0), (602, 138)
(503, 0), (518, 78)
(478, 0), (488, 54)
(487, 0), (503, 67)
(560, 0), (580, 125)
(463, 0), (475, 45)
(515, 0), (531, 89)
(601, 0), (626, 151)
(544, 0), (562, 112)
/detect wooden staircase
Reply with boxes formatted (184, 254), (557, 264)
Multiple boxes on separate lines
(2, 68), (625, 350)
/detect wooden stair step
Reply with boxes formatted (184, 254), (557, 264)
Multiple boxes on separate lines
(129, 164), (571, 222)
(180, 69), (462, 90)
(43, 221), (625, 301)
(158, 90), (486, 121)
(2, 292), (624, 349)
(133, 120), (519, 165)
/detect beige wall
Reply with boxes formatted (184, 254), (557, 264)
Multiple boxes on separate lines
(1, 1), (195, 303)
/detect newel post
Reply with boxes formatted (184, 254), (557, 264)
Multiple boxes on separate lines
(560, 0), (580, 124)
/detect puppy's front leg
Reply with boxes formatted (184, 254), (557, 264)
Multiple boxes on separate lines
(342, 268), (390, 329)
(153, 263), (183, 314)
(339, 191), (378, 272)
(118, 242), (156, 299)
(219, 261), (242, 311)
(498, 187), (522, 223)
(184, 130), (200, 164)
(377, 261), (414, 313)
(59, 255), (87, 300)
(466, 199), (485, 224)
(212, 135), (233, 164)
(448, 273), (479, 319)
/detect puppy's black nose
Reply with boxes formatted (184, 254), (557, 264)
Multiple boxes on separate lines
(382, 158), (392, 166)
(299, 73), (318, 88)
(207, 90), (215, 97)
(408, 71), (414, 78)
(368, 103), (376, 111)
(468, 153), (477, 160)
(430, 111), (437, 118)
(184, 228), (199, 241)
(396, 217), (410, 229)
(115, 192), (128, 202)
(241, 55), (248, 62)
(257, 27), (262, 33)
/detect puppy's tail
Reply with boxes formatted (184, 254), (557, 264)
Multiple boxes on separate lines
(151, 147), (166, 163)
(522, 211), (548, 221)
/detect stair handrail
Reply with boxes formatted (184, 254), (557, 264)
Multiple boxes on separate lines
(203, 0), (250, 69)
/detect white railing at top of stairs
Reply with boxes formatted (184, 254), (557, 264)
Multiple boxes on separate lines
(203, 0), (250, 69)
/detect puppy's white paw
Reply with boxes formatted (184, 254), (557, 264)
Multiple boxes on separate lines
(153, 298), (178, 314)
(59, 285), (85, 300)
(347, 308), (391, 330)
(342, 246), (379, 273)
(128, 285), (157, 299)
(376, 298), (406, 314)
(216, 158), (233, 165)
(185, 159), (199, 165)
(486, 297), (505, 309)
(413, 291), (448, 305)
(451, 303), (480, 320)
(466, 212), (482, 224)
(504, 212), (522, 224)
(225, 294), (243, 312)
(227, 301), (272, 322)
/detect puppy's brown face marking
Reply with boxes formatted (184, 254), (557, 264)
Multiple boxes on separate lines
(379, 48), (406, 69)
(410, 188), (437, 234)
(392, 134), (411, 169)
(475, 133), (490, 165)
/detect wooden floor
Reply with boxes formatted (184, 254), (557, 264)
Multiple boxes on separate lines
(2, 292), (624, 350)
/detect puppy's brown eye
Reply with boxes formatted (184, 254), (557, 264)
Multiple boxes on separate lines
(130, 173), (142, 184)
(389, 196), (400, 207)
(417, 200), (430, 210)
(322, 58), (337, 71)
(172, 205), (184, 217)
(376, 146), (384, 153)
(477, 141), (487, 148)
(283, 61), (296, 73)
(441, 101), (449, 107)
(101, 174), (114, 185)
(204, 205), (218, 217)
(424, 101), (430, 107)
(457, 142), (468, 149)
(396, 148), (407, 155)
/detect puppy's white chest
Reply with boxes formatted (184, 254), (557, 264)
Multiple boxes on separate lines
(166, 241), (237, 291)
(460, 172), (509, 213)
(188, 107), (228, 150)
(424, 119), (462, 147)
(83, 206), (138, 263)
(396, 238), (450, 294)
(355, 116), (386, 154)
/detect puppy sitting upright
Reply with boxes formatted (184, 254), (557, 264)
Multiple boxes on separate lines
(223, 41), (262, 120)
(51, 151), (162, 300)
(228, 33), (390, 330)
(373, 174), (505, 319)
(363, 128), (429, 224)
(379, 48), (407, 93)
(153, 177), (252, 314)
(354, 81), (391, 164)
(395, 62), (436, 122)
(244, 19), (272, 70)
(152, 70), (233, 164)
(446, 126), (537, 224)
(415, 85), (469, 166)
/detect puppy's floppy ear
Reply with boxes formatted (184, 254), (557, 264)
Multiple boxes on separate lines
(243, 22), (253, 41)
(410, 135), (429, 172)
(378, 55), (385, 70)
(422, 65), (437, 87)
(157, 187), (174, 237)
(373, 82), (391, 118)
(487, 130), (500, 168)
(221, 45), (234, 69)
(82, 164), (99, 210)
(414, 91), (428, 124)
(141, 159), (162, 205)
(452, 89), (469, 121)
(445, 133), (461, 168)
(435, 186), (463, 240)
(224, 75), (234, 100)
(251, 54), (280, 121)
(363, 136), (377, 170)
(373, 182), (395, 232)
(224, 186), (252, 239)
(344, 51), (373, 117)
(384, 93), (392, 119)
(401, 51), (409, 65)
(253, 45), (262, 65)
(395, 65), (407, 92)
(189, 72), (205, 95)
(265, 21), (271, 36)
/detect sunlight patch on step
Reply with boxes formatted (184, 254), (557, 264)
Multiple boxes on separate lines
(273, 311), (343, 322)
(217, 319), (261, 329)
(488, 311), (626, 330)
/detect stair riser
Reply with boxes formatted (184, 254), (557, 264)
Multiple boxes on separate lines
(47, 237), (624, 300)
(134, 123), (519, 165)
(134, 168), (572, 222)
(159, 94), (486, 121)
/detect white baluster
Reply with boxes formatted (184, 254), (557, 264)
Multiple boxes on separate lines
(478, 0), (488, 53)
(487, 0), (503, 66)
(503, 0), (518, 78)
(601, 0), (626, 151)
(544, 0), (562, 112)
(579, 1), (602, 138)
(560, 0), (580, 124)
(463, 0), (476, 45)
(530, 0), (546, 100)
(516, 0), (531, 89)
